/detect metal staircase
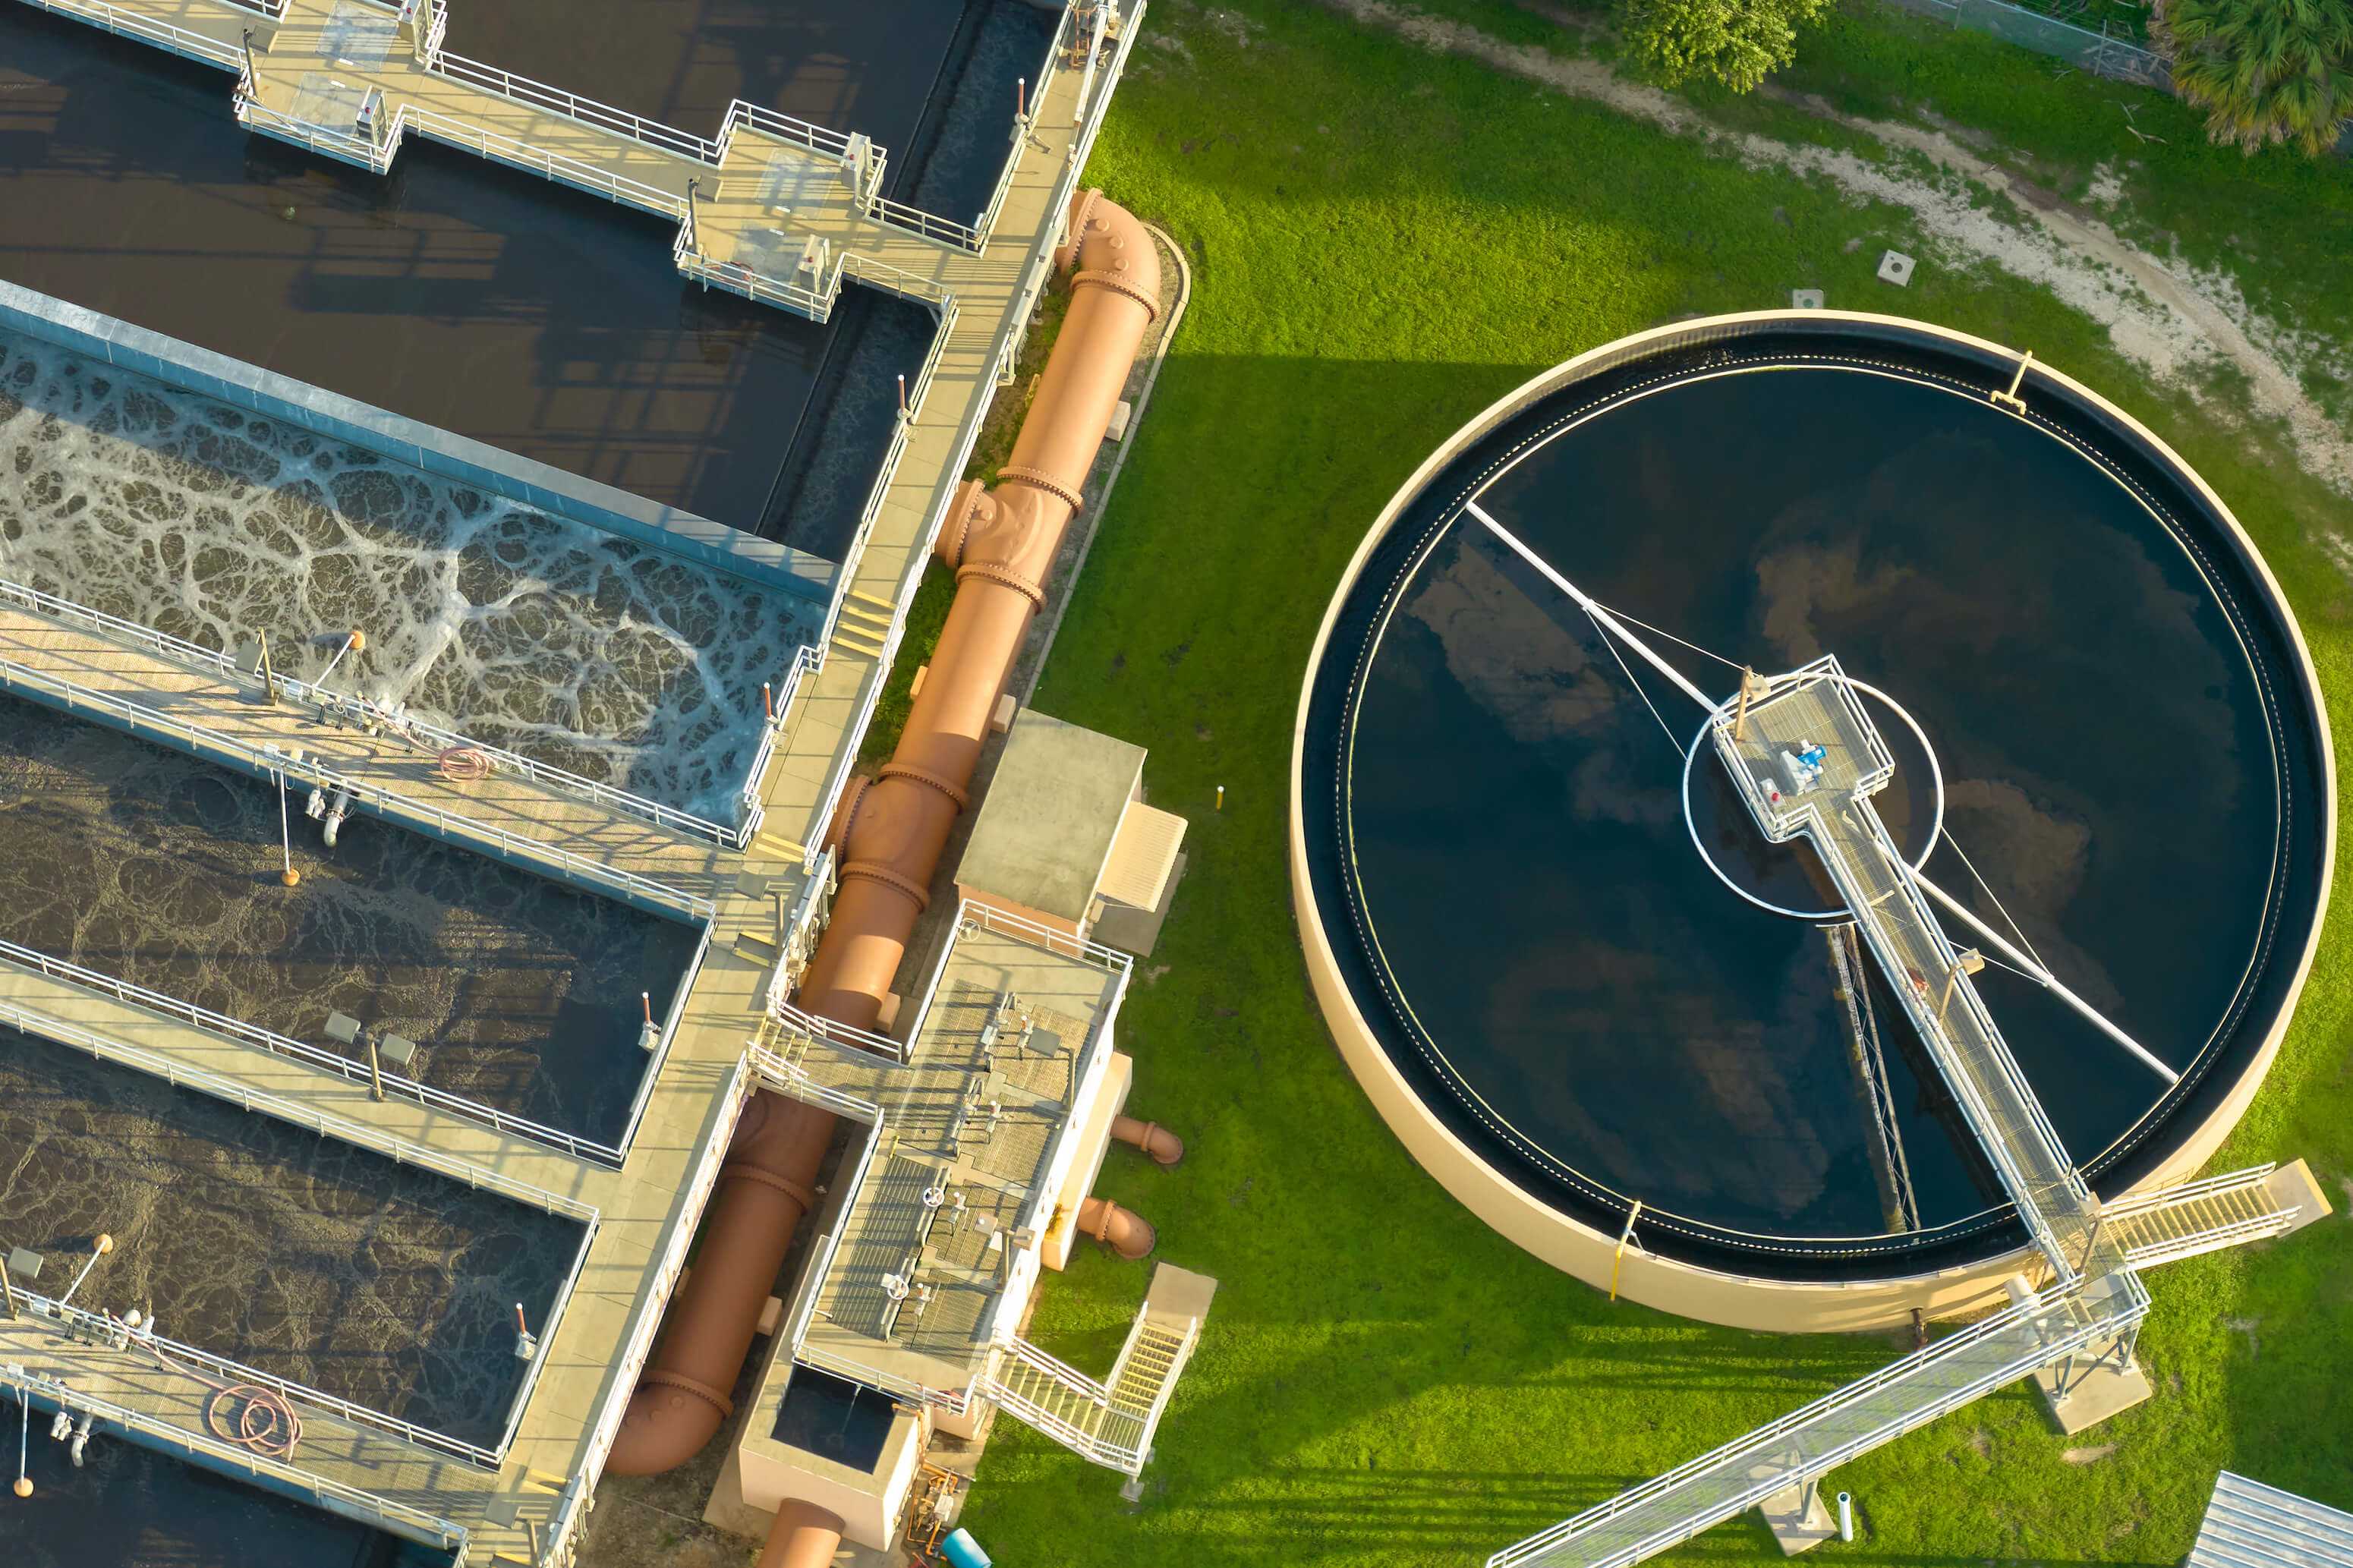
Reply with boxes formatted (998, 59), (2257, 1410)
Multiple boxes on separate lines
(2106, 1164), (2304, 1269)
(987, 1315), (1199, 1476)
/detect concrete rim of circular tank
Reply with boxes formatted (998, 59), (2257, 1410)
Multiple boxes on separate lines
(1285, 309), (2337, 1333)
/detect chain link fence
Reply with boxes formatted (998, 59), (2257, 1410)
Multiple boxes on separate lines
(1882, 0), (2170, 87)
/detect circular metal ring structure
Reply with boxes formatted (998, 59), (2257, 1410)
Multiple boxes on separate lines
(1290, 311), (2334, 1331)
(1679, 679), (1945, 923)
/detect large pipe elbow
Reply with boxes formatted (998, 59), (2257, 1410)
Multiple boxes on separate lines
(1057, 188), (1164, 310)
(758, 1500), (846, 1568)
(605, 1091), (835, 1476)
(1111, 1113), (1183, 1166)
(606, 1379), (728, 1477)
(1078, 1195), (1156, 1260)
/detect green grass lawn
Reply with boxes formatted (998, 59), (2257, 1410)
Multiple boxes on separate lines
(955, 2), (2353, 1563)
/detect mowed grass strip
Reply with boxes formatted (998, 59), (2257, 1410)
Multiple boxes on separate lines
(961, 4), (2353, 1566)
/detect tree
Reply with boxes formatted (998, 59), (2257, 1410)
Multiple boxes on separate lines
(2155, 0), (2353, 156)
(1619, 0), (1835, 92)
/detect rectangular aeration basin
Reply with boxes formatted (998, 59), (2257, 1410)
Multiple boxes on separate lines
(0, 1022), (587, 1452)
(0, 6), (931, 561)
(0, 694), (701, 1152)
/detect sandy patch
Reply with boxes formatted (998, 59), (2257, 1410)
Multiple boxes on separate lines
(1316, 0), (2353, 499)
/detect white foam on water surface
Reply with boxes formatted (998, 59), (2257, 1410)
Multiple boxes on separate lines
(0, 332), (820, 820)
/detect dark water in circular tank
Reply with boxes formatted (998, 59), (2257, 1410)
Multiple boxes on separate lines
(1303, 334), (2326, 1278)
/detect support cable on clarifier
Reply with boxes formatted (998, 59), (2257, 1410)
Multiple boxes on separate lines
(1940, 827), (2051, 976)
(1583, 606), (1683, 757)
(1591, 600), (1748, 674)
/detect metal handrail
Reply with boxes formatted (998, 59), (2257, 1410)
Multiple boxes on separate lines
(990, 1373), (1123, 1461)
(2103, 1163), (2278, 1216)
(1120, 1314), (1198, 1444)
(610, 917), (716, 1153)
(791, 0), (1144, 874)
(18, 0), (244, 69)
(674, 224), (844, 320)
(769, 995), (909, 1066)
(1490, 1280), (2143, 1568)
(956, 898), (1136, 975)
(971, 0), (1079, 247)
(865, 195), (984, 254)
(1862, 810), (2100, 1258)
(430, 51), (720, 162)
(793, 1341), (968, 1415)
(0, 934), (624, 1166)
(751, 1041), (884, 1123)
(736, 646), (824, 838)
(770, 1110), (884, 1355)
(540, 1051), (755, 1566)
(493, 1211), (600, 1458)
(6, 1272), (509, 1468)
(403, 104), (685, 218)
(808, 294), (956, 670)
(0, 990), (600, 1217)
(0, 578), (745, 848)
(0, 1359), (469, 1549)
(2120, 1212), (2295, 1264)
(720, 99), (859, 160)
(237, 86), (689, 223)
(839, 250), (956, 306)
(1000, 1333), (1115, 1406)
(1841, 811), (2087, 1274)
(0, 647), (710, 918)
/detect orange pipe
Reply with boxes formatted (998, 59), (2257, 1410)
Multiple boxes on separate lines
(757, 1500), (846, 1568)
(605, 1091), (836, 1475)
(601, 190), (1159, 1479)
(1111, 1113), (1184, 1166)
(797, 188), (1161, 1028)
(1078, 1195), (1156, 1260)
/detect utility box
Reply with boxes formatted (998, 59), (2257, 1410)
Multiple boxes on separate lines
(955, 710), (1186, 954)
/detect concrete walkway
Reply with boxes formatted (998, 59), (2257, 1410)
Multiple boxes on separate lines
(0, 0), (1142, 1558)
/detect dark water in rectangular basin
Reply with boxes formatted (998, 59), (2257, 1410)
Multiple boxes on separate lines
(0, 5), (929, 545)
(0, 1023), (584, 1447)
(439, 0), (1059, 227)
(0, 695), (699, 1148)
(8, 1424), (451, 1567)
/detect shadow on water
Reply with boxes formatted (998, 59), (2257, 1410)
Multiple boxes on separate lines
(0, 695), (698, 1146)
(1302, 344), (2326, 1278)
(0, 1025), (583, 1445)
(0, 6), (930, 550)
(6, 1417), (454, 1568)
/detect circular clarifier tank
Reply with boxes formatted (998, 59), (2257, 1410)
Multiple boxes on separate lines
(1290, 313), (2333, 1329)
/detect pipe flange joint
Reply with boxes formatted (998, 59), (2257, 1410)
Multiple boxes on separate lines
(954, 561), (1047, 608)
(841, 860), (933, 912)
(641, 1368), (734, 1419)
(877, 761), (972, 811)
(1071, 268), (1160, 322)
(720, 1162), (817, 1212)
(996, 464), (1085, 514)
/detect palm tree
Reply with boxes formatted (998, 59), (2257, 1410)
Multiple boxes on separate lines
(2153, 0), (2353, 156)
